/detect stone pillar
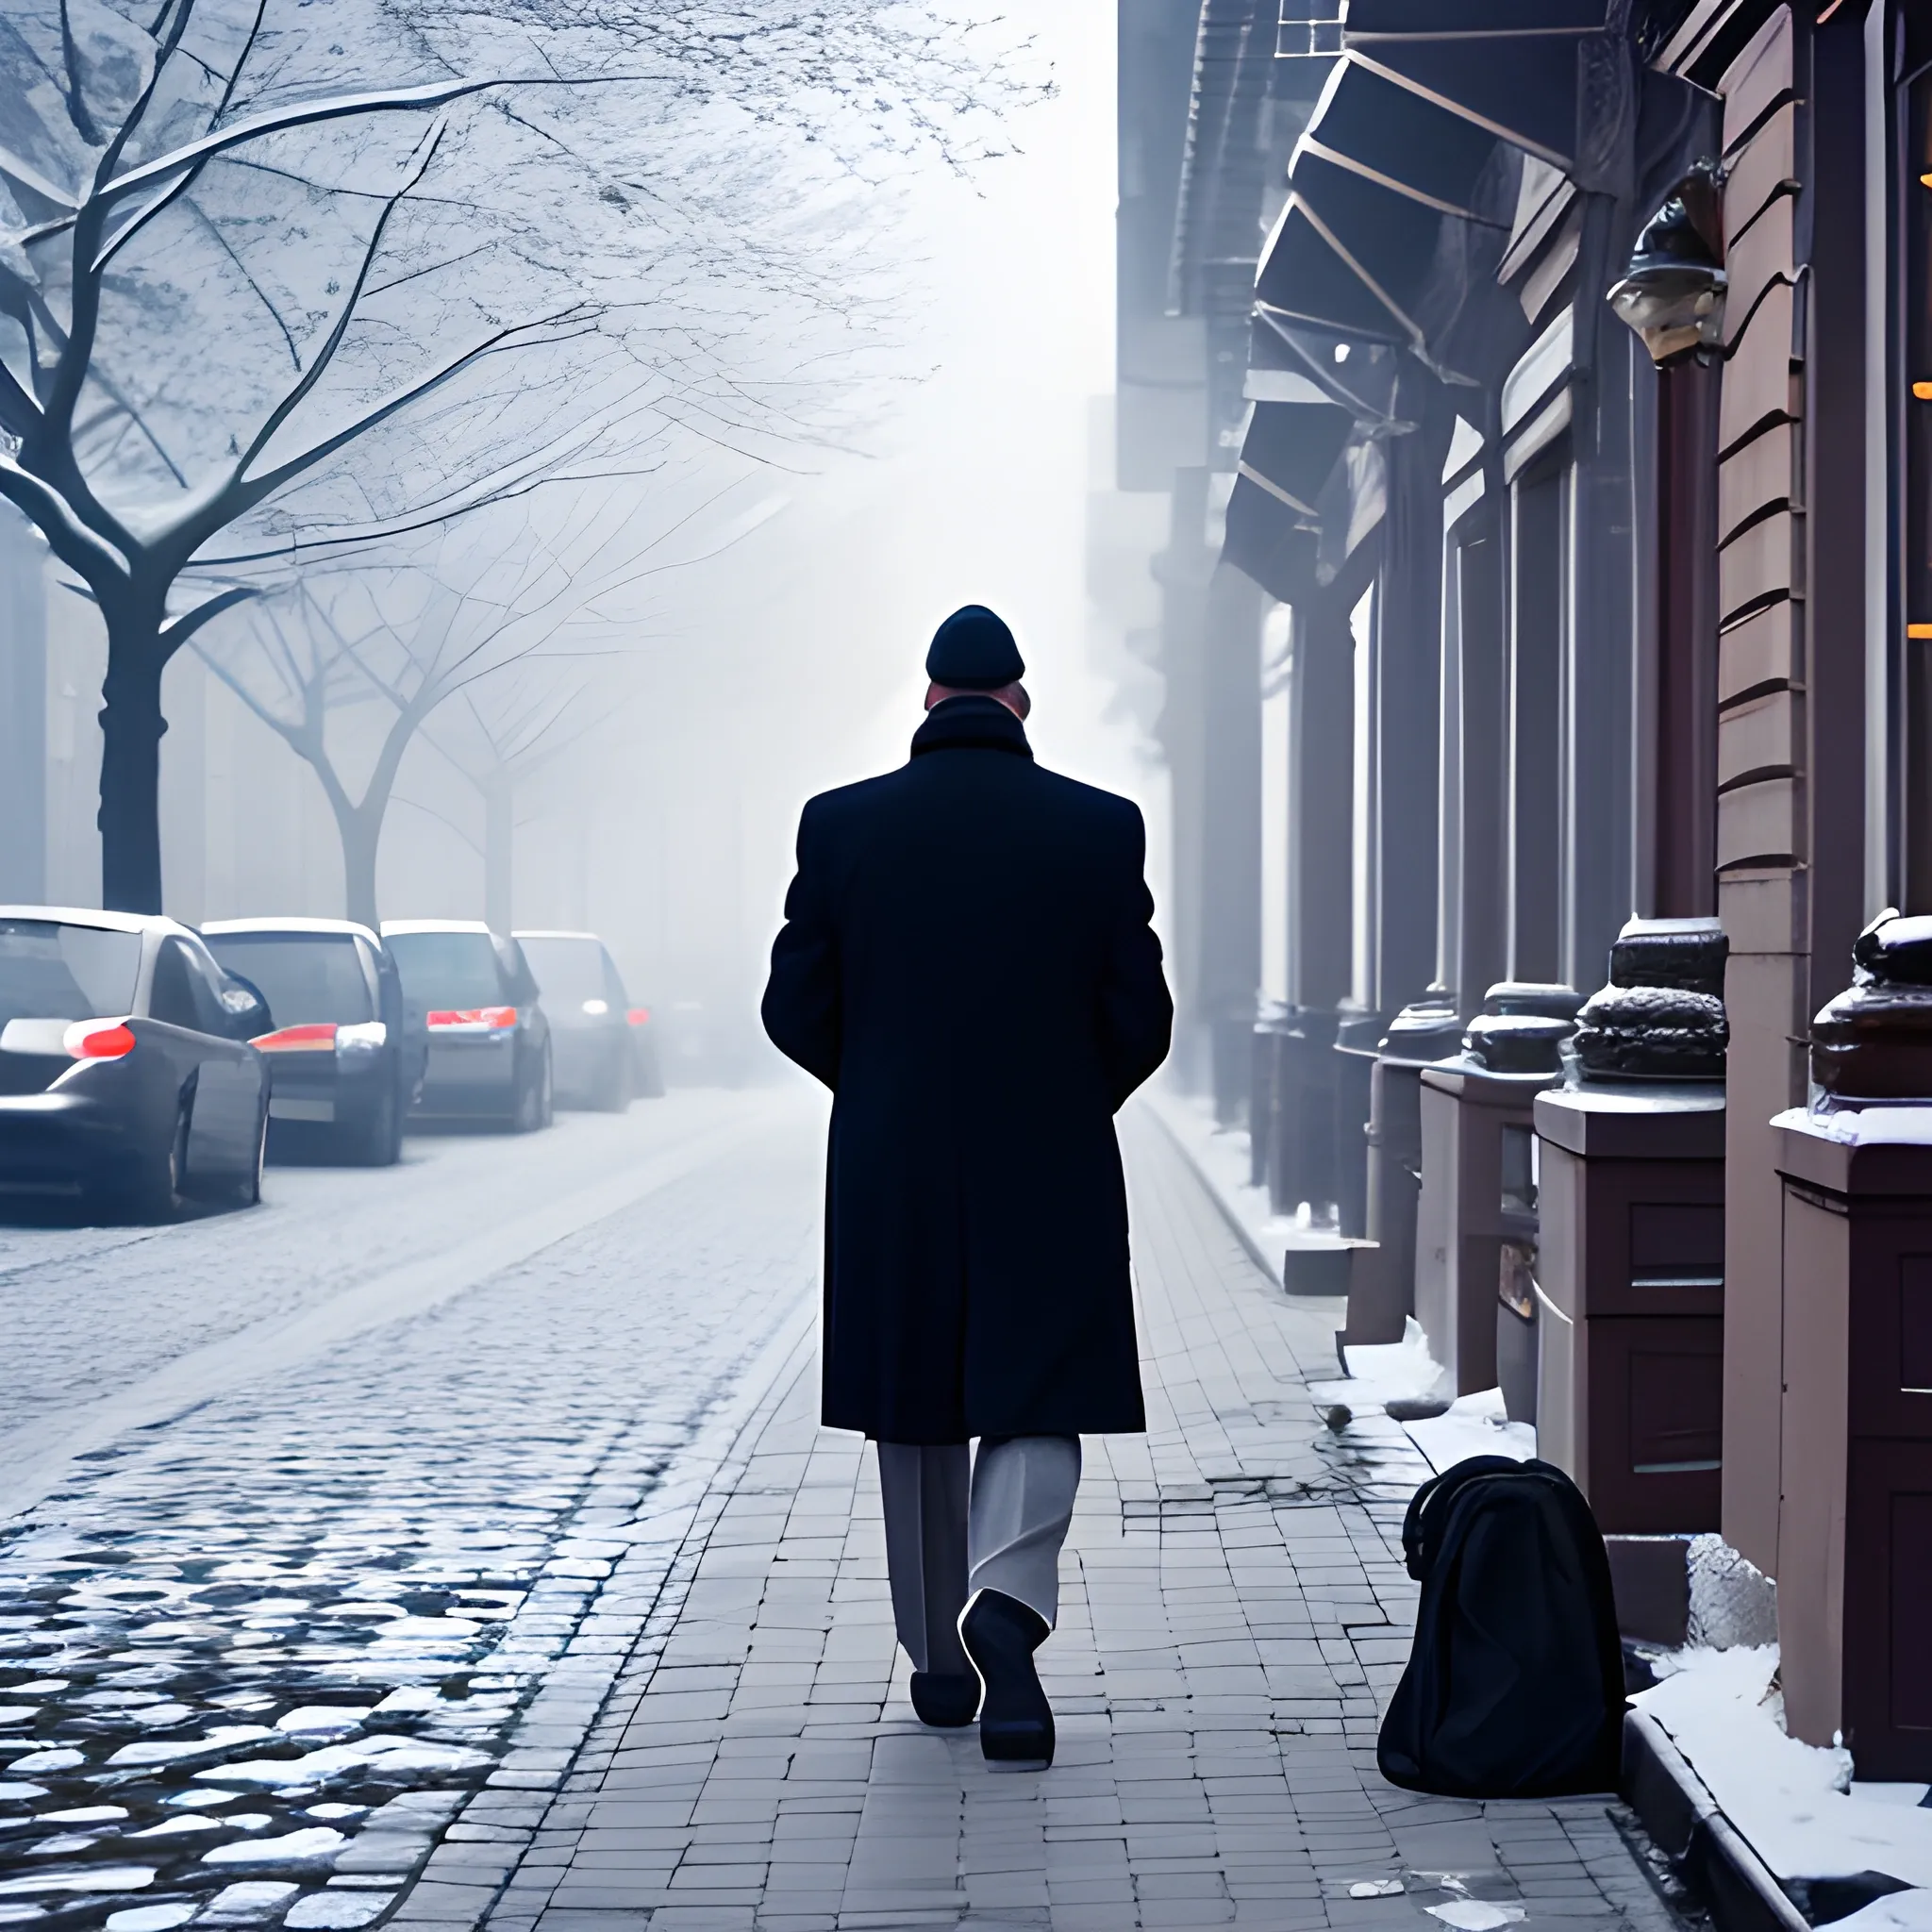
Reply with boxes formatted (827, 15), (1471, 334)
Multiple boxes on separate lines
(1535, 1086), (1726, 1531)
(1535, 917), (1729, 1529)
(1773, 1118), (1932, 1775)
(1712, 8), (1814, 1575)
(1412, 991), (1576, 1392)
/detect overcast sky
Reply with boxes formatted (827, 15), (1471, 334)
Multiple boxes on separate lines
(501, 0), (1164, 1045)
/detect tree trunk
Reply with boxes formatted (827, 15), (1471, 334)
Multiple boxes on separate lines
(484, 774), (513, 935)
(325, 799), (387, 932)
(96, 600), (170, 914)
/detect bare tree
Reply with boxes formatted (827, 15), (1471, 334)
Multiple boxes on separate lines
(192, 484), (773, 924)
(421, 667), (605, 935)
(0, 0), (1040, 912)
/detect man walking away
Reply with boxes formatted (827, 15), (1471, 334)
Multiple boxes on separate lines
(761, 605), (1173, 1767)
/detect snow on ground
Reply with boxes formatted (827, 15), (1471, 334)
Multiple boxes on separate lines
(1398, 1389), (1537, 1474)
(1824, 1891), (1932, 1932)
(1320, 1318), (1448, 1409)
(1635, 1646), (1932, 1885)
(1314, 1325), (1532, 1474)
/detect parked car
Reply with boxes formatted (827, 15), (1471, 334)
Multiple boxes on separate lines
(379, 921), (552, 1131)
(0, 908), (270, 1220)
(203, 918), (424, 1165)
(512, 930), (665, 1110)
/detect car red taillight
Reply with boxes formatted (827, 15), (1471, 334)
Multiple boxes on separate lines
(64, 1021), (136, 1059)
(626, 1007), (650, 1027)
(427, 1007), (518, 1029)
(252, 1024), (339, 1052)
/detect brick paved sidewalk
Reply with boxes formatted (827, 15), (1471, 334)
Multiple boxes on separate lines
(463, 1105), (1680, 1932)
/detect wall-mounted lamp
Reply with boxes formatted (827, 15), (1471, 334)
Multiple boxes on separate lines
(1608, 162), (1727, 364)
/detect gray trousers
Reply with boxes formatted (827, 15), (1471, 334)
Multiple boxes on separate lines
(876, 1435), (1081, 1676)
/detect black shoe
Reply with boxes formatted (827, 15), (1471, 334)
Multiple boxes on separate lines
(961, 1590), (1054, 1765)
(909, 1670), (980, 1727)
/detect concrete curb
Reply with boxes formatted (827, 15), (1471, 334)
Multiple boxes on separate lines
(1622, 1708), (1811, 1932)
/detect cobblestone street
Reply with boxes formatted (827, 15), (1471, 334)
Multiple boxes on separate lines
(0, 1092), (823, 1931)
(2, 1095), (1681, 1932)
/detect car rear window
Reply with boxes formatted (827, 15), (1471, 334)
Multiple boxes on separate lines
(0, 920), (143, 1025)
(206, 933), (374, 1027)
(516, 938), (610, 1008)
(386, 932), (506, 1008)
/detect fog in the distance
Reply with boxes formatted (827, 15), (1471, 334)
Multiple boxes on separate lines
(21, 0), (1162, 1082)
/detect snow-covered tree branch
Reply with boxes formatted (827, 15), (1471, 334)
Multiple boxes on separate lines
(0, 0), (1041, 911)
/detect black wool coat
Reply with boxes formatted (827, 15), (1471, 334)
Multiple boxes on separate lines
(761, 697), (1174, 1443)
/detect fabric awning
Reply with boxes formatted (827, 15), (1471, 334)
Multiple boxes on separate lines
(1340, 1), (1634, 196)
(1221, 398), (1361, 606)
(1222, 478), (1323, 607)
(1251, 308), (1407, 426)
(1254, 54), (1512, 375)
(1236, 401), (1356, 521)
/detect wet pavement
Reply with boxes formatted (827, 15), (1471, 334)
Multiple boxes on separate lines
(472, 1110), (1680, 1932)
(3, 1091), (1681, 1932)
(0, 1091), (822, 1932)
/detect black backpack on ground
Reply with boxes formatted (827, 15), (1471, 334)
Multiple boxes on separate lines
(1377, 1456), (1624, 1798)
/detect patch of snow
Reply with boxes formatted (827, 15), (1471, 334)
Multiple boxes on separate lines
(4, 1750), (82, 1774)
(367, 1617), (479, 1641)
(0, 1867), (155, 1897)
(125, 1705), (198, 1728)
(1350, 1880), (1404, 1898)
(42, 1807), (126, 1824)
(275, 1709), (369, 1734)
(1820, 1892), (1932, 1932)
(1319, 1318), (1450, 1411)
(1775, 1105), (1932, 1146)
(106, 1908), (196, 1932)
(1425, 1905), (1525, 1931)
(197, 1736), (488, 1784)
(1400, 1388), (1536, 1474)
(0, 1710), (38, 1726)
(372, 1688), (441, 1713)
(1636, 1647), (1932, 1884)
(108, 1725), (274, 1766)
(0, 1785), (46, 1802)
(202, 1827), (345, 1866)
(130, 1816), (225, 1839)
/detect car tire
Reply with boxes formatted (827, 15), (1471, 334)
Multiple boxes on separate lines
(229, 1097), (267, 1208)
(593, 1053), (630, 1113)
(512, 1052), (551, 1134)
(634, 1037), (667, 1100)
(104, 1102), (190, 1224)
(353, 1084), (402, 1166)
